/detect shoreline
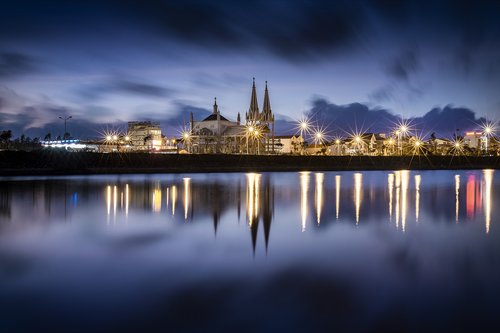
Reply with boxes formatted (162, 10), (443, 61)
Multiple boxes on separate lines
(1, 150), (499, 176)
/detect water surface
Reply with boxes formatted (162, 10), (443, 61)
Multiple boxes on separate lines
(1, 170), (499, 332)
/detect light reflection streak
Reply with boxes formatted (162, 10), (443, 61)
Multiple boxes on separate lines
(466, 175), (475, 218)
(354, 173), (362, 225)
(388, 173), (394, 222)
(335, 175), (341, 220)
(455, 175), (460, 223)
(171, 185), (177, 216)
(300, 172), (310, 231)
(315, 173), (324, 225)
(415, 175), (421, 223)
(125, 184), (130, 217)
(401, 170), (409, 232)
(113, 186), (118, 220)
(106, 185), (111, 216)
(484, 169), (493, 234)
(395, 171), (401, 228)
(152, 183), (161, 213)
(246, 173), (261, 226)
(183, 178), (191, 220)
(166, 187), (169, 213)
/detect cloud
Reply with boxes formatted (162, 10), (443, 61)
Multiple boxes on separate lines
(385, 50), (419, 82)
(305, 98), (488, 138)
(77, 78), (174, 100)
(368, 84), (395, 103)
(0, 52), (36, 77)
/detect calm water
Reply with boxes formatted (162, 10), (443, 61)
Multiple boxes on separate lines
(1, 170), (499, 332)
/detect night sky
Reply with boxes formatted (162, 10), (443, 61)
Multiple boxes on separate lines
(1, 0), (499, 139)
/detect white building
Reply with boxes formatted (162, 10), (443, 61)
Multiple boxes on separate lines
(128, 121), (163, 151)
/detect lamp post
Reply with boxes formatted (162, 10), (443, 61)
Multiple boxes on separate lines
(59, 116), (72, 139)
(183, 131), (191, 153)
(246, 125), (254, 154)
(254, 129), (260, 155)
(398, 125), (408, 155)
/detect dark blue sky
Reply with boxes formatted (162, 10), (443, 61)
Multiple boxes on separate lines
(1, 0), (499, 138)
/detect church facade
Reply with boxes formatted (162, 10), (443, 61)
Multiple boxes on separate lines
(187, 79), (275, 154)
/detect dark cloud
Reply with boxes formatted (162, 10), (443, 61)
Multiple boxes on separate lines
(416, 105), (487, 135)
(306, 99), (399, 135)
(78, 78), (174, 100)
(368, 84), (395, 103)
(385, 50), (419, 82)
(1, 1), (500, 64)
(0, 52), (36, 77)
(305, 98), (488, 138)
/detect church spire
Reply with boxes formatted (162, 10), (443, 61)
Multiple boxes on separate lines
(248, 78), (259, 122)
(262, 81), (272, 122)
(213, 97), (219, 114)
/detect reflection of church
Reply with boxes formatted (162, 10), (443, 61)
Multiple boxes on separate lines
(188, 79), (275, 154)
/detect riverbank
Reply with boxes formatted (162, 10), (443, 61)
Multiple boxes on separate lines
(1, 150), (499, 176)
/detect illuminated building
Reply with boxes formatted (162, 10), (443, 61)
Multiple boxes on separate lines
(190, 98), (244, 153)
(189, 78), (275, 154)
(127, 121), (163, 151)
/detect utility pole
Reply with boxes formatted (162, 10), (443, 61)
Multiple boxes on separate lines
(59, 116), (72, 139)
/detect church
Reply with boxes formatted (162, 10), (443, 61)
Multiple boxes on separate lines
(187, 78), (275, 154)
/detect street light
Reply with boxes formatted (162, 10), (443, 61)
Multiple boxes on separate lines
(254, 129), (260, 155)
(59, 115), (72, 139)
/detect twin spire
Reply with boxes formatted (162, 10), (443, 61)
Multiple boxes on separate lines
(247, 78), (273, 123)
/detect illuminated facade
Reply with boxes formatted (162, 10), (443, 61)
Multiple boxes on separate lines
(188, 79), (276, 154)
(246, 79), (275, 154)
(189, 98), (245, 153)
(127, 121), (163, 151)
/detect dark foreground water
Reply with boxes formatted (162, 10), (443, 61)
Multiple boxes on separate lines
(1, 170), (499, 332)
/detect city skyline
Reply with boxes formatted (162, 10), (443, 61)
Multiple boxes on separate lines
(1, 0), (500, 139)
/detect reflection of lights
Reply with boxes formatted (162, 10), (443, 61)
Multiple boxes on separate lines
(335, 175), (341, 220)
(300, 172), (310, 232)
(415, 175), (421, 223)
(388, 173), (394, 222)
(315, 173), (324, 225)
(171, 185), (177, 216)
(466, 175), (475, 219)
(106, 185), (111, 216)
(455, 175), (460, 223)
(401, 170), (409, 232)
(125, 184), (129, 217)
(354, 173), (363, 225)
(395, 171), (401, 228)
(246, 173), (261, 226)
(152, 184), (161, 213)
(484, 170), (493, 234)
(113, 186), (118, 218)
(183, 178), (191, 220)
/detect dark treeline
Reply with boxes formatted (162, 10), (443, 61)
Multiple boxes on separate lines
(0, 151), (499, 176)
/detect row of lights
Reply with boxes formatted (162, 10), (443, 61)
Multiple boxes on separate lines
(296, 118), (496, 148)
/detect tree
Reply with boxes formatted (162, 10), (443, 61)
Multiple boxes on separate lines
(44, 133), (52, 141)
(0, 130), (12, 143)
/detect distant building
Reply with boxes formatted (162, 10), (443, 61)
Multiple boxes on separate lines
(128, 121), (162, 150)
(273, 135), (304, 154)
(188, 79), (275, 154)
(189, 98), (245, 153)
(464, 131), (482, 149)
